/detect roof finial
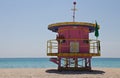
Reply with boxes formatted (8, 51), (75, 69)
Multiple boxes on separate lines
(72, 1), (77, 22)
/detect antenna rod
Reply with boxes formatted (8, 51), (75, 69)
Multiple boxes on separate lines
(72, 1), (77, 22)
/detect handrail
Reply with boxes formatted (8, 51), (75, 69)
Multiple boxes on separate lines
(47, 39), (100, 56)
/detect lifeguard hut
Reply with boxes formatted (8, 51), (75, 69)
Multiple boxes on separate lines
(47, 2), (100, 71)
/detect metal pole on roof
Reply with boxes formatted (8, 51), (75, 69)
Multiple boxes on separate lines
(72, 1), (77, 22)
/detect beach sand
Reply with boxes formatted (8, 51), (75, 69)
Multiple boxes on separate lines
(0, 68), (120, 78)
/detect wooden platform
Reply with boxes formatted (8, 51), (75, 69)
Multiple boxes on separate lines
(47, 53), (100, 57)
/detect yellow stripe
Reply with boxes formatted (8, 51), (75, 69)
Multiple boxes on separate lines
(48, 22), (96, 28)
(47, 53), (100, 57)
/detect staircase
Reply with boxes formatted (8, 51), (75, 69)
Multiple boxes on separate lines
(50, 58), (59, 65)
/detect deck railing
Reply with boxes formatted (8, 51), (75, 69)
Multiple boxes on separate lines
(47, 39), (100, 57)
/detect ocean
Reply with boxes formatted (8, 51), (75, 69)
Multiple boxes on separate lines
(0, 58), (120, 68)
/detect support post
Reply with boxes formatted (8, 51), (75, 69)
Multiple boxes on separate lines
(58, 57), (61, 70)
(75, 58), (78, 68)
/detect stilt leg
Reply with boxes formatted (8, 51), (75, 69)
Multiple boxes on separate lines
(75, 58), (78, 68)
(58, 57), (61, 70)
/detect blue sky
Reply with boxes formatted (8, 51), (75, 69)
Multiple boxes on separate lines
(0, 0), (120, 58)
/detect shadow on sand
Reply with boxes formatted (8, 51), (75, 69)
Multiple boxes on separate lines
(46, 69), (105, 74)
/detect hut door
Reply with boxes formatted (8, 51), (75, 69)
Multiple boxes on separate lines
(70, 42), (79, 52)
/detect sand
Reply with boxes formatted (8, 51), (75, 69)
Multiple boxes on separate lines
(0, 68), (120, 78)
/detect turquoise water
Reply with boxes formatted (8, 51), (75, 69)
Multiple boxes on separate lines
(0, 58), (120, 68)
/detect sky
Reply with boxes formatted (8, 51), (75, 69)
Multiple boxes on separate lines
(0, 0), (120, 58)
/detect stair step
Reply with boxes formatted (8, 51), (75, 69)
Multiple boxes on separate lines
(50, 58), (59, 65)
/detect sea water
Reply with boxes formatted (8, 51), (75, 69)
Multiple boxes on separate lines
(0, 58), (120, 68)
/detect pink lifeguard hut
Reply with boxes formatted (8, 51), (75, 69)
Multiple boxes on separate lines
(47, 2), (100, 71)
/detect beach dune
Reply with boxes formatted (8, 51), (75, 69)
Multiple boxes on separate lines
(0, 68), (120, 78)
